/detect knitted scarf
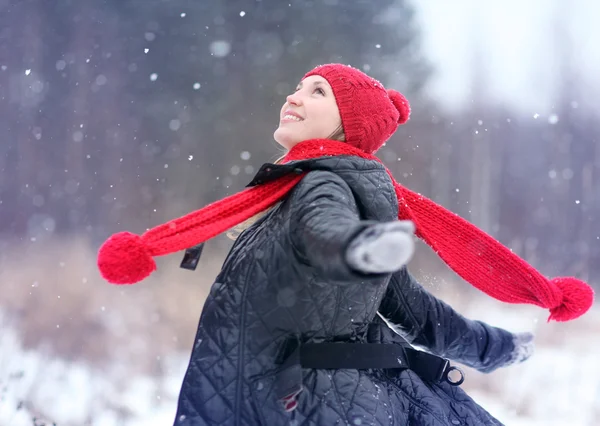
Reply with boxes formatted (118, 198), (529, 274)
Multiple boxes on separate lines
(97, 139), (594, 322)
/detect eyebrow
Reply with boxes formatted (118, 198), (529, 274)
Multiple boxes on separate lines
(297, 81), (327, 89)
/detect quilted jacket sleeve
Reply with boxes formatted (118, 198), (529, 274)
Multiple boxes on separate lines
(288, 170), (382, 282)
(378, 267), (515, 373)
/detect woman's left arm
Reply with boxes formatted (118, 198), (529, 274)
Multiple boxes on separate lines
(378, 267), (534, 373)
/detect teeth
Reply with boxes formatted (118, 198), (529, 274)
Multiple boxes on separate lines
(284, 114), (302, 121)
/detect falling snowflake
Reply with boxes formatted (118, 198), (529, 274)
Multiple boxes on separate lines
(169, 119), (181, 131)
(210, 40), (231, 58)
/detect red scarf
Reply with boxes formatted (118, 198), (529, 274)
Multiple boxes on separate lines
(97, 139), (594, 322)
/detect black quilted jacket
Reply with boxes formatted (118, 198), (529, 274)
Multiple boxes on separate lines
(174, 156), (515, 426)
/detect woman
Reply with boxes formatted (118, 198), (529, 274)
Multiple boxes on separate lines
(97, 64), (593, 426)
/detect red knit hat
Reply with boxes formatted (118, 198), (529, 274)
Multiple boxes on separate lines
(97, 65), (594, 323)
(304, 64), (410, 154)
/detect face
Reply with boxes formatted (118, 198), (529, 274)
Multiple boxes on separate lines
(273, 75), (342, 150)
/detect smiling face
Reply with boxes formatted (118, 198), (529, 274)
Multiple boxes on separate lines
(273, 75), (343, 150)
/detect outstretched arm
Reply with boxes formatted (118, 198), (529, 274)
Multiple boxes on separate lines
(289, 170), (413, 282)
(378, 267), (533, 373)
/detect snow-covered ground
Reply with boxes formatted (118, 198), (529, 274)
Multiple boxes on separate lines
(0, 322), (189, 426)
(2, 300), (599, 426)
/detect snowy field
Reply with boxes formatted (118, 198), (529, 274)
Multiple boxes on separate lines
(1, 238), (598, 425)
(2, 303), (599, 426)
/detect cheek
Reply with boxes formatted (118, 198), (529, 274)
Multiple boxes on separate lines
(320, 101), (341, 127)
(323, 111), (341, 132)
(330, 104), (342, 126)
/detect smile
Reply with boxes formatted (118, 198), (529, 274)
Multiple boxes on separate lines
(282, 114), (304, 122)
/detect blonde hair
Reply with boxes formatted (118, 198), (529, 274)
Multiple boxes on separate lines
(226, 125), (345, 240)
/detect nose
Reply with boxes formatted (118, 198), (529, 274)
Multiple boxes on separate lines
(286, 93), (302, 106)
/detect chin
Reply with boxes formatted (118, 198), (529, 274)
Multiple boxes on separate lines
(273, 129), (299, 150)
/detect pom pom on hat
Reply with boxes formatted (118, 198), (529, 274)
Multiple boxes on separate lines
(388, 89), (410, 125)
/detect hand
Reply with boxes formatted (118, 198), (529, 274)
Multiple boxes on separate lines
(505, 332), (535, 366)
(345, 220), (415, 274)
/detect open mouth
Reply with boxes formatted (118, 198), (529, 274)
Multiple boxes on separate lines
(282, 114), (304, 122)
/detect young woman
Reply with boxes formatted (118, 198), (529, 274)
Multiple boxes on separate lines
(97, 64), (593, 426)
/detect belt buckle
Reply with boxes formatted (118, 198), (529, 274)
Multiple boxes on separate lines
(439, 360), (465, 386)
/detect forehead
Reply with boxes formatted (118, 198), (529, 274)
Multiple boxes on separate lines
(299, 74), (331, 88)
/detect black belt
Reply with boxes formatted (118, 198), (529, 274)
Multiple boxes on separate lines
(275, 342), (465, 409)
(298, 343), (464, 385)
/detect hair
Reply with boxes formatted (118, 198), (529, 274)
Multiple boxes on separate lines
(226, 125), (346, 240)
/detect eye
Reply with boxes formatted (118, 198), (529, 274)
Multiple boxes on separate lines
(314, 87), (325, 95)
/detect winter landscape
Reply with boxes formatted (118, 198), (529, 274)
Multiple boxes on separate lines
(1, 0), (599, 424)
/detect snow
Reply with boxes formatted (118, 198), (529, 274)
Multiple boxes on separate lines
(209, 41), (231, 58)
(169, 119), (181, 131)
(0, 321), (189, 426)
(2, 302), (599, 425)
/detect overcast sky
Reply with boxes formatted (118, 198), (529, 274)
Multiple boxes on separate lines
(412, 0), (600, 115)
